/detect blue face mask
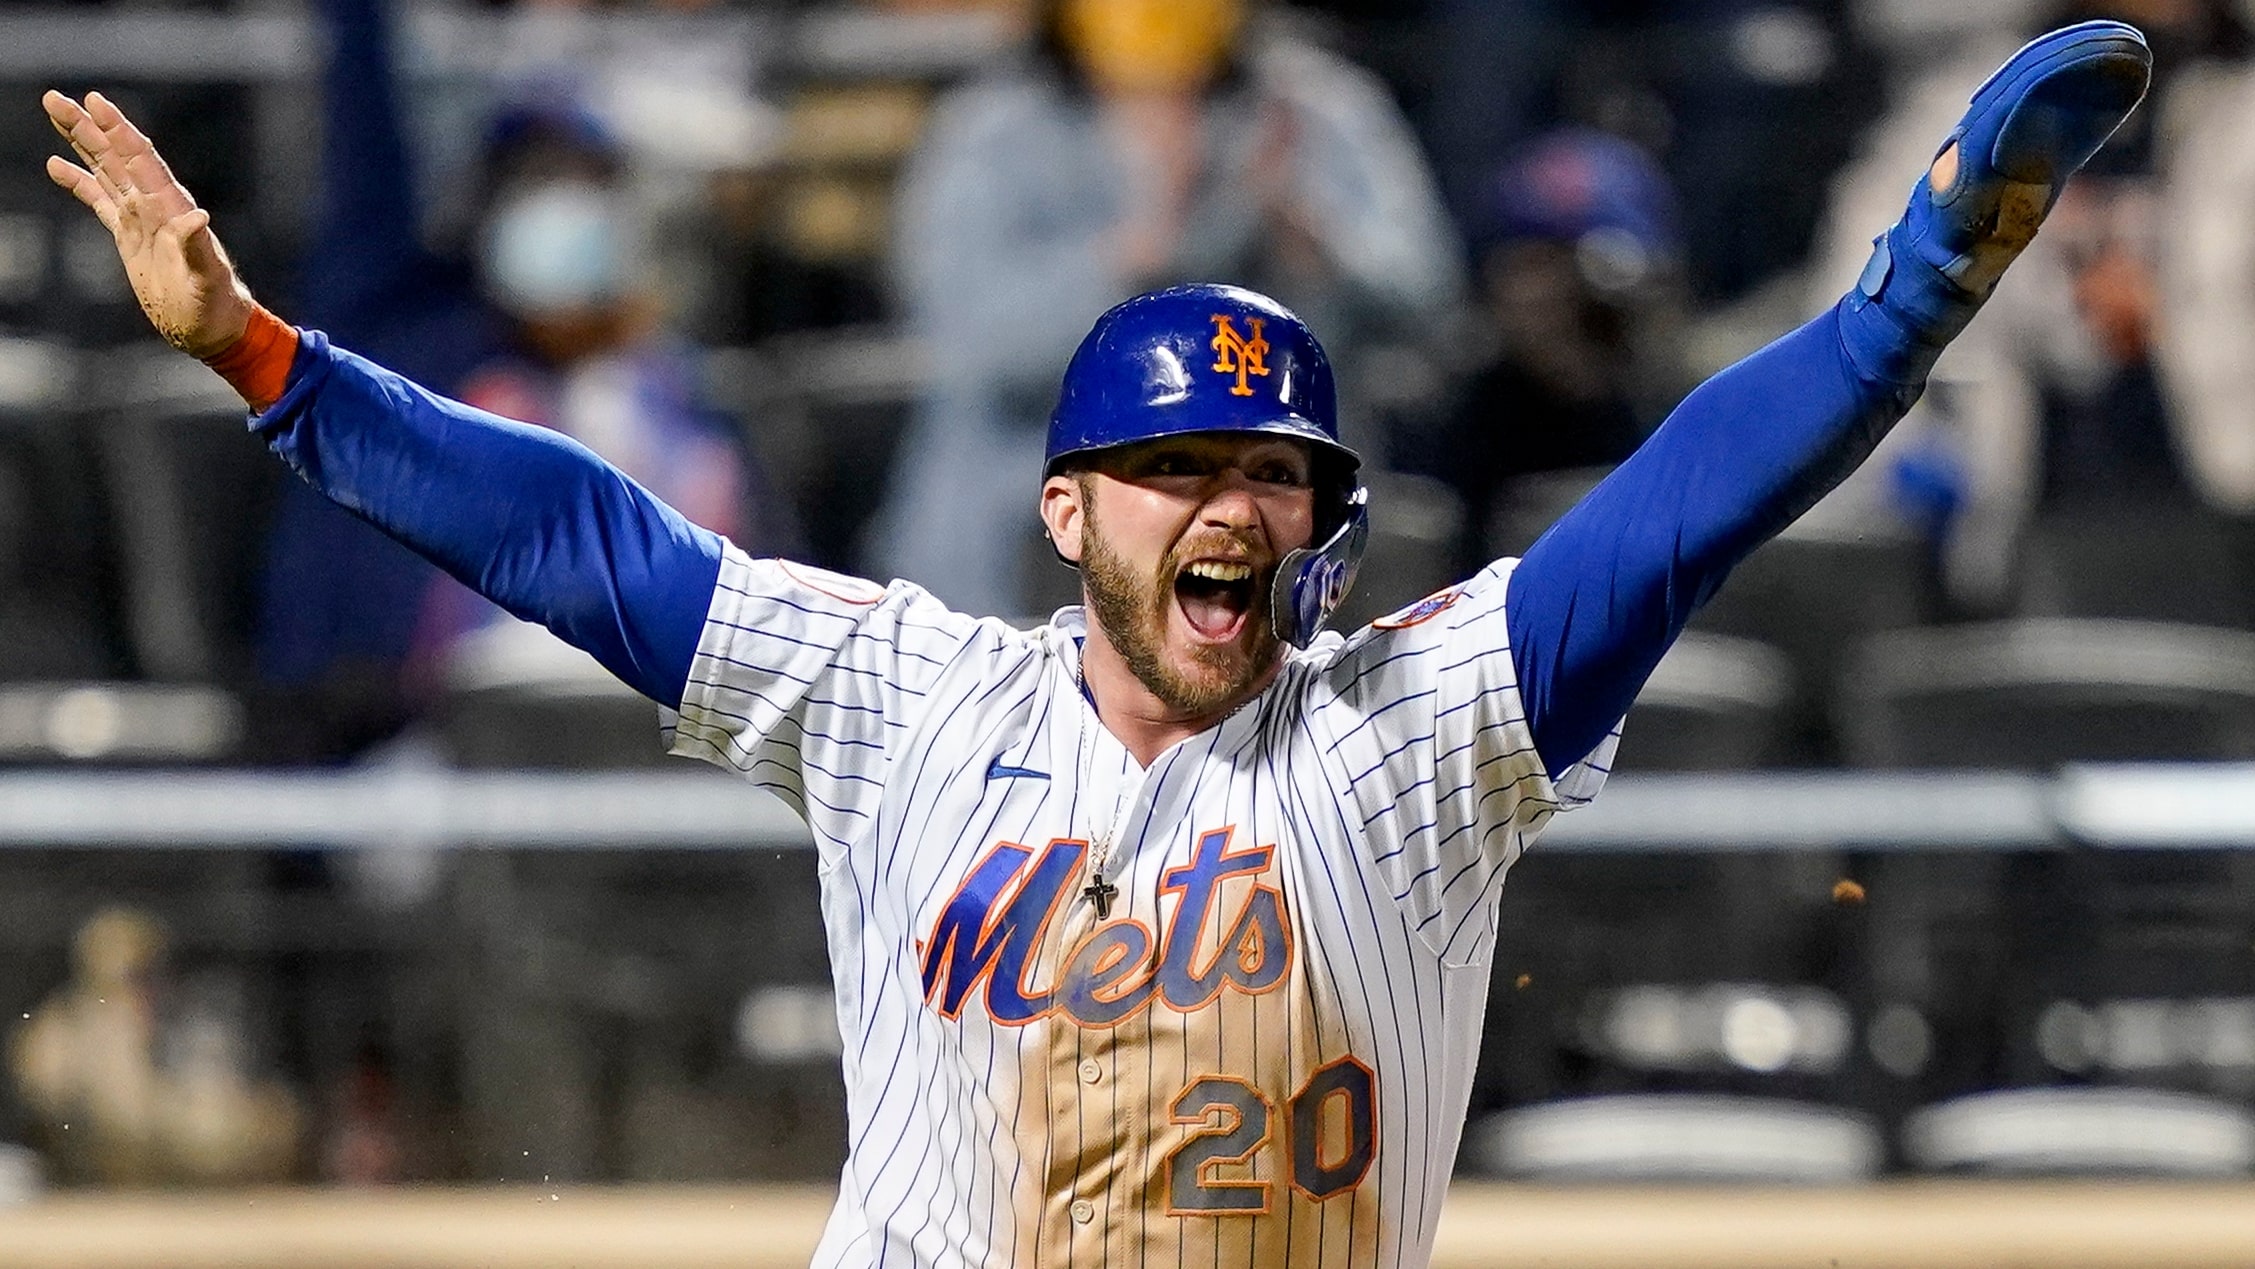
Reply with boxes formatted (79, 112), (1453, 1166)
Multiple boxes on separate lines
(481, 182), (626, 317)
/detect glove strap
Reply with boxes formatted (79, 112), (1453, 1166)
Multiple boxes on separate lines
(1835, 215), (1985, 388)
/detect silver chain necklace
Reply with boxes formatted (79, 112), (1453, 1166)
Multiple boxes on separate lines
(1077, 709), (1130, 919)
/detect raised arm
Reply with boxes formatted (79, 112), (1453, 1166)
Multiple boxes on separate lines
(1498, 23), (2153, 774)
(44, 90), (720, 707)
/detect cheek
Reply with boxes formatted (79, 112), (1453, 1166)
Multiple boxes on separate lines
(1091, 495), (1181, 577)
(1106, 488), (1196, 558)
(1268, 493), (1318, 552)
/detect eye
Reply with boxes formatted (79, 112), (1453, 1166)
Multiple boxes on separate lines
(1143, 450), (1208, 478)
(1250, 459), (1311, 487)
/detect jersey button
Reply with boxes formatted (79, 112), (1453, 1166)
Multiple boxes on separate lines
(1070, 1199), (1095, 1224)
(1079, 1059), (1102, 1084)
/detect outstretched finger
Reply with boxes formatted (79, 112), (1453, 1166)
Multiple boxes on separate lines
(43, 92), (127, 205)
(42, 90), (97, 150)
(122, 149), (193, 219)
(85, 93), (179, 193)
(44, 155), (119, 235)
(86, 92), (195, 217)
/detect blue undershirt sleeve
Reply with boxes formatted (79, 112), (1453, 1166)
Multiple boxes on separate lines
(1505, 299), (1922, 775)
(253, 330), (724, 709)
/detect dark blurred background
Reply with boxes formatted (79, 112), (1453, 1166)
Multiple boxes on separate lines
(6, 0), (2255, 1207)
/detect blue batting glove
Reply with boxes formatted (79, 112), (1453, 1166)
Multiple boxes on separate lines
(1841, 21), (2152, 385)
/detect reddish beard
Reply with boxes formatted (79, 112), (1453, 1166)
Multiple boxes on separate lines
(1077, 490), (1282, 718)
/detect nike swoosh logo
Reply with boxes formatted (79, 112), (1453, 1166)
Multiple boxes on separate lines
(985, 757), (1050, 781)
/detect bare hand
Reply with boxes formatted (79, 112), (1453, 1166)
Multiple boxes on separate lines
(43, 90), (252, 359)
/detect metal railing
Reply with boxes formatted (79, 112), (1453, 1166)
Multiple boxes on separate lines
(0, 762), (2244, 851)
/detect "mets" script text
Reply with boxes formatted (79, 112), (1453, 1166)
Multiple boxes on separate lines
(920, 827), (1291, 1028)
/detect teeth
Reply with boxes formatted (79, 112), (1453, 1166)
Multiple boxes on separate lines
(1184, 561), (1253, 582)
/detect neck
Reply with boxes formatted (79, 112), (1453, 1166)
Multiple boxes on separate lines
(1077, 611), (1278, 768)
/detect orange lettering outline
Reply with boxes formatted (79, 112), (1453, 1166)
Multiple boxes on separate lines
(1286, 1055), (1379, 1203)
(1157, 828), (1294, 1013)
(1165, 1075), (1275, 1218)
(1229, 883), (1296, 1001)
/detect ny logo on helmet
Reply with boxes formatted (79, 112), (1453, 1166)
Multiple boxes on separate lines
(1209, 315), (1270, 397)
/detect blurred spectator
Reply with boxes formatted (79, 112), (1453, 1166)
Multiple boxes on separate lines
(257, 0), (797, 757)
(872, 0), (1462, 617)
(680, 156), (885, 348)
(1403, 128), (1692, 575)
(9, 909), (301, 1186)
(1417, 0), (1571, 232)
(458, 0), (887, 346)
(1809, 0), (2255, 613)
(2151, 1), (2255, 520)
(1649, 0), (1876, 305)
(1416, 0), (1875, 310)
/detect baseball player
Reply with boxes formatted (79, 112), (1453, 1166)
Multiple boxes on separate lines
(44, 20), (2148, 1266)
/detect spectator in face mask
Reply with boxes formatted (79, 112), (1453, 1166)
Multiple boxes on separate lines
(258, 0), (792, 757)
(871, 0), (1463, 618)
(407, 112), (776, 677)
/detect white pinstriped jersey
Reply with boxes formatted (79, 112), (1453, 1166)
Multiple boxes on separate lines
(666, 545), (1615, 1268)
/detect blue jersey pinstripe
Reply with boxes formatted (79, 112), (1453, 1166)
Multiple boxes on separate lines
(670, 550), (1616, 1268)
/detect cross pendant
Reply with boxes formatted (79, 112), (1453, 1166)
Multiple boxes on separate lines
(1083, 872), (1118, 919)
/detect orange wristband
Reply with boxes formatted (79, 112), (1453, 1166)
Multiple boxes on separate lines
(200, 303), (299, 412)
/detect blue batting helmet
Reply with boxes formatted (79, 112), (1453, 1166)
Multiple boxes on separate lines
(1045, 283), (1369, 647)
(1044, 284), (1354, 476)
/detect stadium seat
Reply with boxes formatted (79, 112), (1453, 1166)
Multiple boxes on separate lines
(0, 340), (129, 682)
(1481, 465), (1611, 561)
(704, 329), (923, 577)
(444, 845), (838, 1181)
(1692, 519), (1931, 760)
(434, 622), (669, 769)
(1473, 1093), (1884, 1183)
(86, 347), (280, 684)
(1903, 1087), (2255, 1177)
(1839, 616), (2255, 1123)
(1615, 631), (1793, 771)
(0, 344), (246, 764)
(1836, 619), (2255, 767)
(1487, 474), (1929, 761)
(1473, 839), (1864, 1147)
(0, 682), (241, 763)
(2017, 507), (2253, 629)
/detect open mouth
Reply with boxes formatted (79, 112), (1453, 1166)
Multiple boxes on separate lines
(1174, 559), (1258, 643)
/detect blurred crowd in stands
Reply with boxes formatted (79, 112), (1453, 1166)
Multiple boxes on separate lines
(0, 0), (2249, 772)
(9, 0), (2255, 1192)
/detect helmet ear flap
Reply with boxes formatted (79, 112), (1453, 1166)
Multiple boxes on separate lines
(1271, 484), (1368, 647)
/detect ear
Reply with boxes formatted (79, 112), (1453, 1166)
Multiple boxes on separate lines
(1039, 474), (1087, 565)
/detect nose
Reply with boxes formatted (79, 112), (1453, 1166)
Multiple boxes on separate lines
(1196, 468), (1264, 534)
